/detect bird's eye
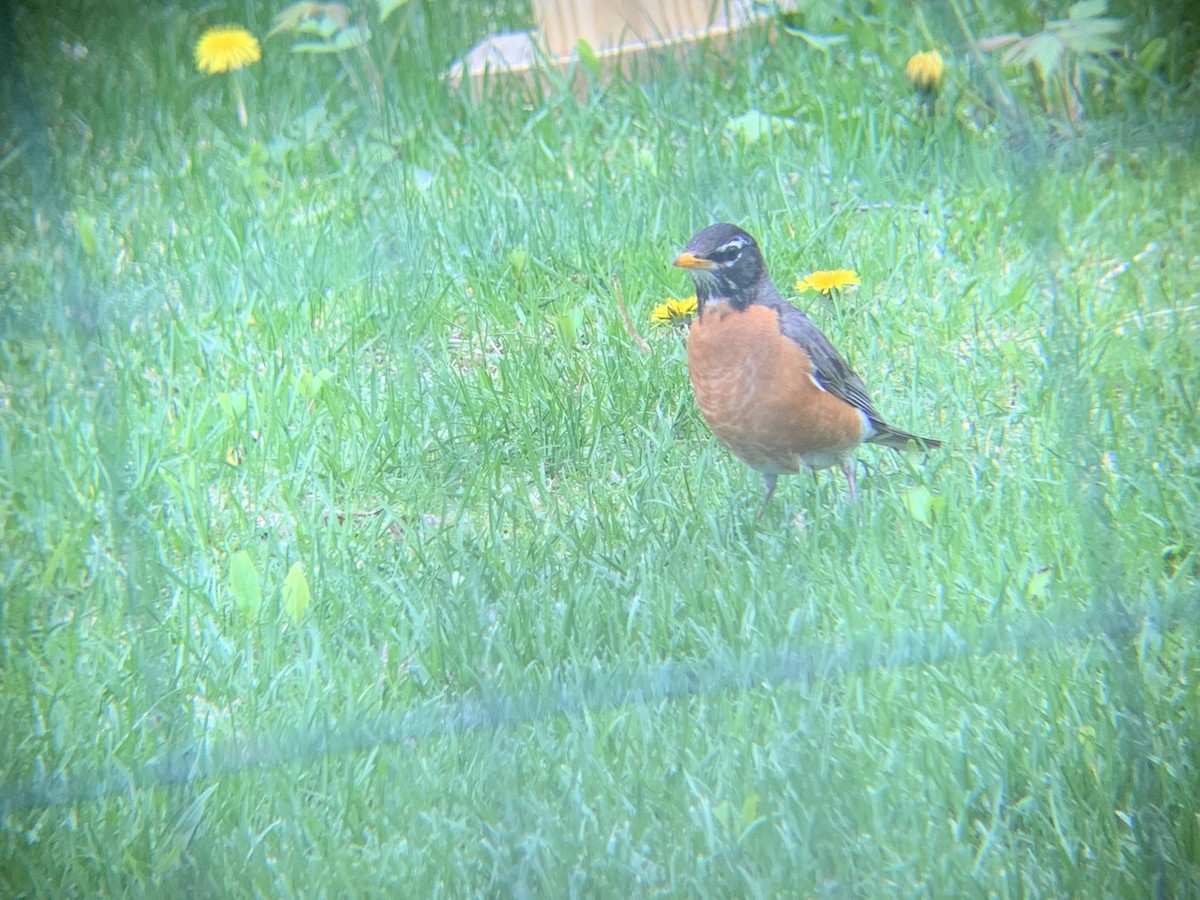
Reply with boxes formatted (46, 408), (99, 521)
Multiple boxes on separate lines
(708, 239), (745, 264)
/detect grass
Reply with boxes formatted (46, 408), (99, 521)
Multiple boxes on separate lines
(2, 0), (1199, 895)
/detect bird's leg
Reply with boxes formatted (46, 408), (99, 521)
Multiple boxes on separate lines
(757, 473), (779, 519)
(839, 457), (858, 502)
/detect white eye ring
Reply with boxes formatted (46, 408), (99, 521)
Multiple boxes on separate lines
(712, 238), (746, 261)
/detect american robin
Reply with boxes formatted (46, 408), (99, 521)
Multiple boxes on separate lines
(674, 222), (941, 507)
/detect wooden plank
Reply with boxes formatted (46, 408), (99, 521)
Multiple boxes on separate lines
(533, 0), (756, 56)
(448, 0), (780, 97)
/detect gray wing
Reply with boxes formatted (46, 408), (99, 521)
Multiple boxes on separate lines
(757, 284), (887, 427)
(757, 281), (943, 451)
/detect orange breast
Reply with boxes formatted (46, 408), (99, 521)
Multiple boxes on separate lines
(686, 302), (867, 474)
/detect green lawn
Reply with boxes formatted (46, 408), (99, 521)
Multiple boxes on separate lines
(2, 1), (1198, 895)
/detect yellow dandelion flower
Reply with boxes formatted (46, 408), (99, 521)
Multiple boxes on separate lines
(196, 25), (261, 74)
(795, 270), (860, 294)
(905, 50), (944, 91)
(650, 295), (698, 327)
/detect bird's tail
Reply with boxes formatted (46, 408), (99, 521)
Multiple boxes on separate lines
(868, 423), (942, 453)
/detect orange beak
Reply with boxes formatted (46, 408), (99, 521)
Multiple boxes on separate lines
(673, 251), (715, 270)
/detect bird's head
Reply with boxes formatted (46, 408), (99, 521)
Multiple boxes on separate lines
(673, 223), (766, 309)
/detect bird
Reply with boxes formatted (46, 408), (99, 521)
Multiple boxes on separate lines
(673, 222), (941, 509)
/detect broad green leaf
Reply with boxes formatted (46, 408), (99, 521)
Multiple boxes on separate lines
(296, 18), (345, 39)
(1061, 19), (1121, 56)
(576, 37), (602, 79)
(217, 391), (248, 422)
(633, 144), (657, 175)
(553, 309), (581, 346)
(740, 793), (761, 830)
(283, 561), (311, 621)
(781, 28), (848, 52)
(1065, 17), (1121, 36)
(269, 3), (350, 39)
(725, 109), (794, 144)
(38, 533), (71, 591)
(268, 2), (310, 37)
(291, 24), (371, 53)
(329, 24), (371, 50)
(378, 0), (413, 21)
(244, 141), (269, 167)
(902, 485), (945, 524)
(312, 368), (335, 394)
(1137, 37), (1167, 71)
(713, 799), (737, 833)
(1026, 566), (1053, 600)
(1028, 32), (1066, 77)
(1069, 0), (1109, 20)
(296, 367), (335, 399)
(229, 550), (262, 615)
(779, 11), (805, 32)
(508, 247), (529, 278)
(76, 208), (97, 257)
(1005, 32), (1065, 78)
